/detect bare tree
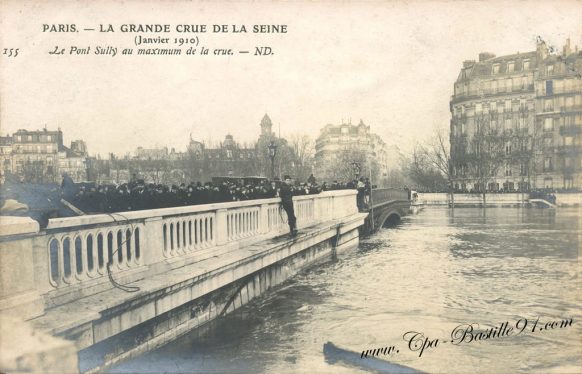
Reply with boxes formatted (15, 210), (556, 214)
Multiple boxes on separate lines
(323, 146), (377, 182)
(404, 142), (448, 195)
(422, 127), (455, 207)
(289, 134), (315, 181)
(467, 113), (506, 206)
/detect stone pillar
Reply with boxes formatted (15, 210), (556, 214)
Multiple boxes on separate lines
(141, 216), (165, 265)
(215, 209), (229, 245)
(0, 217), (44, 320)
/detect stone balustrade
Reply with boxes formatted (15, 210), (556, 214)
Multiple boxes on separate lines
(0, 190), (358, 319)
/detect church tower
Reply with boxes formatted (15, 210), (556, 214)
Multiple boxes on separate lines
(260, 114), (273, 137)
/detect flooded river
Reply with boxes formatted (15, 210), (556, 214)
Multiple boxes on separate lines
(111, 207), (581, 373)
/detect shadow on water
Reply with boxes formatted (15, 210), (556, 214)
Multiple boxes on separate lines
(382, 213), (401, 228)
(109, 265), (335, 374)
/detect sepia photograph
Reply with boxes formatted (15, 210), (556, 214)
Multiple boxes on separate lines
(0, 1), (580, 373)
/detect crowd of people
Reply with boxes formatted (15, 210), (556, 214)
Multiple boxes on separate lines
(62, 174), (362, 214)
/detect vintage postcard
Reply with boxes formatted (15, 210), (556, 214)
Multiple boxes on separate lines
(0, 1), (580, 373)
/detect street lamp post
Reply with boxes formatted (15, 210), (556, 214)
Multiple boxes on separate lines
(352, 161), (361, 180)
(267, 141), (278, 180)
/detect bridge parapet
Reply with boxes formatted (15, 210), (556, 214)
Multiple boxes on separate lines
(371, 188), (409, 206)
(0, 190), (358, 317)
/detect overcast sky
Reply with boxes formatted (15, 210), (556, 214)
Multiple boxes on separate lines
(1, 0), (581, 156)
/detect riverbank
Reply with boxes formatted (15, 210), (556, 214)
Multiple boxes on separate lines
(415, 192), (581, 207)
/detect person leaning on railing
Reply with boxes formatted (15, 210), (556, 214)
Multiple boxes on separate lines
(279, 175), (298, 237)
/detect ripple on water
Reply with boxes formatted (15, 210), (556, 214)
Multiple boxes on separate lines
(109, 207), (581, 374)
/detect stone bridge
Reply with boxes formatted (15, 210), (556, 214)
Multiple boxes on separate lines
(0, 190), (368, 373)
(361, 188), (411, 234)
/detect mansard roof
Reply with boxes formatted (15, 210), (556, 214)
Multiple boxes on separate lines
(456, 51), (538, 82)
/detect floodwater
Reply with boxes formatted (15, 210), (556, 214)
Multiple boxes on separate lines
(110, 207), (581, 373)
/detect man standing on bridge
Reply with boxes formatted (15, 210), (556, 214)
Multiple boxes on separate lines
(280, 175), (297, 237)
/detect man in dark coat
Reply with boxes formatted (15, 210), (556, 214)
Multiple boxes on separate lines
(307, 173), (316, 185)
(280, 175), (297, 236)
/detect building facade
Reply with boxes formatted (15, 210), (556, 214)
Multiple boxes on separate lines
(534, 39), (582, 190)
(314, 120), (391, 182)
(10, 129), (63, 183)
(450, 39), (582, 192)
(0, 128), (89, 184)
(59, 140), (89, 182)
(0, 136), (13, 181)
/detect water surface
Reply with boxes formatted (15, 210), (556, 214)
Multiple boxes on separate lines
(111, 207), (581, 373)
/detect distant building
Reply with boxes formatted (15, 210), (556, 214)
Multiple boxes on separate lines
(450, 39), (582, 191)
(0, 136), (13, 180)
(59, 145), (88, 182)
(1, 128), (89, 183)
(10, 128), (63, 183)
(135, 146), (169, 160)
(259, 114), (274, 137)
(314, 120), (392, 182)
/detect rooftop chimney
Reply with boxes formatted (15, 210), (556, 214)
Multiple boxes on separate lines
(563, 38), (571, 56)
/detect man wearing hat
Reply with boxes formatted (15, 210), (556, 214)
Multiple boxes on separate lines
(280, 175), (297, 236)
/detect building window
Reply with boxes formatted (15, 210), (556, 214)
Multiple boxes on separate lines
(504, 118), (512, 132)
(493, 64), (500, 74)
(544, 99), (553, 112)
(544, 157), (553, 172)
(546, 65), (554, 75)
(564, 177), (573, 189)
(544, 118), (553, 131)
(564, 136), (573, 146)
(523, 59), (530, 70)
(505, 142), (512, 155)
(508, 61), (514, 72)
(491, 80), (498, 93)
(505, 162), (512, 176)
(520, 162), (528, 176)
(506, 78), (513, 91)
(546, 80), (553, 95)
(505, 100), (512, 111)
(490, 119), (497, 134)
(475, 103), (482, 113)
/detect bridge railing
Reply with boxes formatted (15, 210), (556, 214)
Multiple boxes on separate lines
(0, 190), (358, 312)
(371, 188), (409, 206)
